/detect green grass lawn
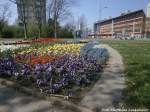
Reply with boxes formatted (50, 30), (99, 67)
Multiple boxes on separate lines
(101, 40), (150, 108)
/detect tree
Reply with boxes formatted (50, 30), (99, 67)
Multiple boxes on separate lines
(0, 3), (11, 35)
(35, 0), (42, 38)
(59, 26), (73, 38)
(9, 0), (28, 39)
(42, 25), (54, 37)
(31, 0), (46, 38)
(47, 0), (75, 38)
(64, 16), (76, 38)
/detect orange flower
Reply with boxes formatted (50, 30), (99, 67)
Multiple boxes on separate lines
(27, 55), (57, 65)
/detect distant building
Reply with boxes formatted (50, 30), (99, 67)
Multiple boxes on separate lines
(147, 2), (150, 17)
(94, 1), (150, 39)
(145, 17), (150, 37)
(17, 0), (46, 26)
(94, 10), (146, 39)
(145, 2), (150, 37)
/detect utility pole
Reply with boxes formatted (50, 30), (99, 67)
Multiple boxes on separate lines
(97, 0), (102, 38)
(98, 0), (108, 38)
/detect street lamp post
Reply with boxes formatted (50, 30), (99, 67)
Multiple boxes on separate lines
(97, 6), (108, 39)
(97, 0), (108, 38)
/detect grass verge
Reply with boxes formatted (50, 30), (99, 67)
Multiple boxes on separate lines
(102, 40), (150, 108)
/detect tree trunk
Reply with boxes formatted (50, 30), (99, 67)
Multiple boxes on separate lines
(54, 0), (57, 38)
(39, 29), (41, 38)
(54, 18), (57, 38)
(38, 24), (42, 38)
(24, 23), (27, 39)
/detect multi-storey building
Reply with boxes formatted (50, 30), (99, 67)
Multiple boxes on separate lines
(17, 0), (46, 26)
(147, 2), (150, 17)
(146, 3), (150, 37)
(94, 10), (146, 39)
(145, 17), (150, 37)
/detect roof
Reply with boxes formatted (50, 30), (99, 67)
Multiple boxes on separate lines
(94, 9), (145, 25)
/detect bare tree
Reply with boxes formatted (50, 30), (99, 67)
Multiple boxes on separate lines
(34, 0), (42, 38)
(30, 0), (46, 38)
(9, 0), (28, 39)
(64, 15), (76, 38)
(48, 0), (75, 38)
(0, 3), (11, 34)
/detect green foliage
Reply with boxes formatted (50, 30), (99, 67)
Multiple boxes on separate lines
(14, 27), (24, 38)
(42, 25), (54, 37)
(0, 19), (74, 38)
(59, 27), (73, 38)
(0, 25), (24, 38)
(1, 26), (15, 38)
(26, 19), (56, 38)
(27, 24), (39, 38)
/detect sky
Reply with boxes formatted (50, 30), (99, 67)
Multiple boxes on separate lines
(1, 0), (150, 29)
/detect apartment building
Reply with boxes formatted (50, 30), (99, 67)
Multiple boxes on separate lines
(94, 10), (146, 39)
(145, 17), (150, 37)
(145, 3), (150, 37)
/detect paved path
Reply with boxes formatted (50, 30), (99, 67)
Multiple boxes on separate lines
(80, 44), (125, 110)
(0, 84), (52, 112)
(0, 80), (91, 112)
(0, 39), (22, 44)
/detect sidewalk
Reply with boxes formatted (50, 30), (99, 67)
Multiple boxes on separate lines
(80, 44), (125, 110)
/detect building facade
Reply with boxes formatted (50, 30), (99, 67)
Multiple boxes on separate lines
(146, 2), (150, 37)
(17, 0), (46, 26)
(147, 3), (150, 17)
(94, 10), (146, 39)
(145, 17), (150, 37)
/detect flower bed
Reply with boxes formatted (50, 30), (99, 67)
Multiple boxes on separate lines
(14, 44), (83, 65)
(80, 41), (109, 64)
(0, 41), (108, 98)
(3, 38), (64, 45)
(17, 44), (83, 56)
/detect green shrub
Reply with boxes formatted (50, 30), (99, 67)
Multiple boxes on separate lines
(1, 27), (15, 38)
(0, 22), (74, 39)
(1, 26), (24, 38)
(14, 27), (24, 38)
(59, 27), (73, 38)
(27, 24), (38, 38)
(42, 25), (54, 37)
